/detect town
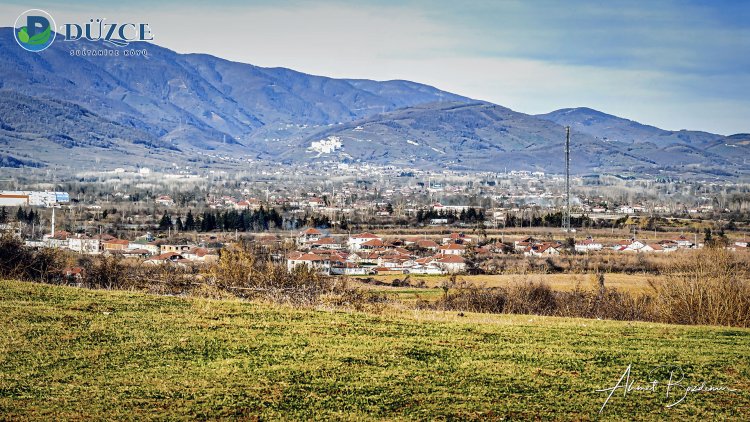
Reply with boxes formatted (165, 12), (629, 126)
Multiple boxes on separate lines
(2, 163), (748, 279)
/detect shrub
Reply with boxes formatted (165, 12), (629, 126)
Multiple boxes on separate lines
(651, 248), (750, 327)
(0, 234), (69, 282)
(504, 279), (557, 315)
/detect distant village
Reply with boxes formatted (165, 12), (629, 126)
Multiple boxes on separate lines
(1, 165), (748, 277)
(11, 224), (733, 277)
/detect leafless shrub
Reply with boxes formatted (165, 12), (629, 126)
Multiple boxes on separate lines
(556, 282), (655, 322)
(202, 246), (364, 307)
(0, 234), (70, 282)
(438, 283), (507, 313)
(504, 279), (557, 315)
(651, 248), (750, 327)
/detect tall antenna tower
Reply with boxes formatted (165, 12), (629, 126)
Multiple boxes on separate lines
(563, 126), (571, 233)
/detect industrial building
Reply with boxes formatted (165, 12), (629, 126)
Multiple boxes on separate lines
(0, 191), (70, 207)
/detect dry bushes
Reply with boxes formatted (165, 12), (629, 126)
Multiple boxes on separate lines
(202, 246), (338, 306)
(0, 234), (70, 282)
(504, 280), (558, 315)
(432, 277), (653, 321)
(4, 234), (749, 327)
(555, 279), (655, 322)
(435, 282), (507, 314)
(435, 249), (750, 327)
(477, 251), (663, 275)
(651, 248), (750, 327)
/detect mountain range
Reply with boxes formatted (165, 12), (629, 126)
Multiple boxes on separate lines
(0, 27), (747, 178)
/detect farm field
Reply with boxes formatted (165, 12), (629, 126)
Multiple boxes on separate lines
(1, 280), (749, 420)
(353, 273), (658, 303)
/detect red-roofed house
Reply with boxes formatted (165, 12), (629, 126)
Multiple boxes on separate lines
(298, 228), (323, 245)
(286, 252), (331, 273)
(145, 252), (186, 265)
(348, 232), (382, 250)
(640, 243), (665, 253)
(436, 254), (467, 273)
(310, 237), (343, 250)
(103, 238), (130, 252)
(439, 243), (466, 256)
(359, 239), (385, 250)
(442, 233), (473, 245)
(524, 243), (561, 257)
(415, 239), (439, 251)
(575, 237), (603, 253)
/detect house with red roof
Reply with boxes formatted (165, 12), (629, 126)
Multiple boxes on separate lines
(359, 238), (385, 250)
(144, 252), (188, 266)
(524, 243), (561, 257)
(310, 237), (343, 250)
(102, 238), (130, 252)
(439, 243), (466, 256)
(575, 237), (603, 253)
(640, 243), (665, 253)
(435, 254), (467, 273)
(442, 232), (473, 245)
(514, 236), (536, 252)
(672, 235), (695, 248)
(286, 252), (331, 273)
(297, 228), (324, 245)
(155, 195), (175, 207)
(348, 232), (382, 250)
(415, 239), (439, 251)
(182, 247), (219, 262)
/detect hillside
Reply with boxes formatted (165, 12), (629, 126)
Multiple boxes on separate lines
(0, 27), (469, 155)
(292, 102), (743, 174)
(287, 102), (629, 172)
(0, 90), (185, 168)
(1, 280), (748, 420)
(0, 27), (748, 177)
(536, 107), (723, 147)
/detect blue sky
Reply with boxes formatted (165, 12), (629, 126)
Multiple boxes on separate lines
(3, 0), (749, 134)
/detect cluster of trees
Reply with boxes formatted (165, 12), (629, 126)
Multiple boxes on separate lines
(704, 228), (730, 248)
(158, 207), (284, 232)
(6, 207), (41, 225)
(504, 211), (593, 228)
(416, 208), (486, 224)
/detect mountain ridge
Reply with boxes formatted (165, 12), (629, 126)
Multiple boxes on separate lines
(0, 27), (747, 178)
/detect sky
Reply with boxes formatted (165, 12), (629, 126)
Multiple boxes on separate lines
(2, 0), (749, 134)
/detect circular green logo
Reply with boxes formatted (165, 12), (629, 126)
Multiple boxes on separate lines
(14, 9), (56, 52)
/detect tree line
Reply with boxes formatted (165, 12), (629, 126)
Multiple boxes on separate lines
(158, 207), (284, 232)
(416, 208), (486, 224)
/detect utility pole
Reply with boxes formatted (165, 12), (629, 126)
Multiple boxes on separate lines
(51, 206), (55, 237)
(563, 126), (571, 233)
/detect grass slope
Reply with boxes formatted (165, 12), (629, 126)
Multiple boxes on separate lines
(1, 280), (749, 420)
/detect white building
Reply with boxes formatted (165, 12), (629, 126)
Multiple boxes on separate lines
(348, 232), (382, 250)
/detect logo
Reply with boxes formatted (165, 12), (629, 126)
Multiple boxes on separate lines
(14, 9), (56, 52)
(62, 20), (154, 47)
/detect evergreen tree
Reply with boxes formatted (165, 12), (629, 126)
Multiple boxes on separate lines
(704, 228), (713, 247)
(158, 211), (173, 231)
(185, 210), (195, 231)
(0, 207), (8, 224)
(176, 216), (184, 232)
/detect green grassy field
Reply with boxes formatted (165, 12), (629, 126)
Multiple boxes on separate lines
(1, 280), (749, 420)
